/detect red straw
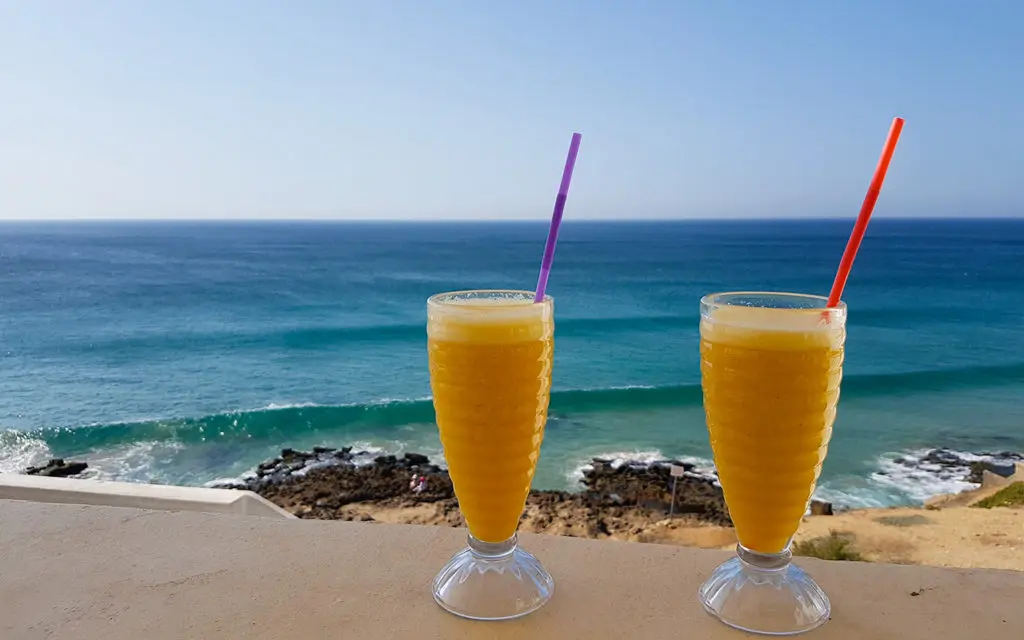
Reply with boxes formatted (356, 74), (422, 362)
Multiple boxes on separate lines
(827, 117), (905, 307)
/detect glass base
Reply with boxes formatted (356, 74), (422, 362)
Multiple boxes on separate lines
(699, 545), (830, 636)
(432, 533), (554, 621)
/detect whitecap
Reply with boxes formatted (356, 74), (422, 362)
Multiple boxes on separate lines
(564, 449), (719, 487)
(0, 430), (54, 474)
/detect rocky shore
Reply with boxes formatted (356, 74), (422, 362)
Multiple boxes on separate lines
(890, 448), (1022, 485)
(209, 445), (1024, 568)
(208, 445), (1024, 549)
(17, 446), (1024, 567)
(214, 446), (732, 539)
(22, 446), (1020, 529)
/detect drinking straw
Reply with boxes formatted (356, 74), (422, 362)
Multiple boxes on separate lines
(534, 132), (583, 302)
(826, 117), (905, 308)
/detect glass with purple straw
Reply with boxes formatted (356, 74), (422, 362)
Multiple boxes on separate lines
(428, 133), (581, 621)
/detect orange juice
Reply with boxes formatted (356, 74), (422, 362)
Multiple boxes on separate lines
(700, 305), (845, 554)
(427, 293), (553, 543)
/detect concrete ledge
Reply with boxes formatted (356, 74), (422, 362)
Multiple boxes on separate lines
(0, 474), (294, 519)
(1, 500), (1020, 639)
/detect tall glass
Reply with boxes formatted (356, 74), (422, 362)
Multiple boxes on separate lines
(426, 290), (555, 620)
(698, 292), (846, 635)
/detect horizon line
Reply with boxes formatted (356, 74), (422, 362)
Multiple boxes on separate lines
(0, 215), (1022, 224)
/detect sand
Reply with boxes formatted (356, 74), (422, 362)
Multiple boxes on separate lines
(341, 498), (1023, 571)
(339, 485), (1024, 572)
(793, 504), (1023, 570)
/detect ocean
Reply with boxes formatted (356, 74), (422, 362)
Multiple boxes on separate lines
(2, 219), (1023, 508)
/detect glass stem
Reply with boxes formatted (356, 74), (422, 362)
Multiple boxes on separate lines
(737, 543), (793, 573)
(467, 533), (518, 560)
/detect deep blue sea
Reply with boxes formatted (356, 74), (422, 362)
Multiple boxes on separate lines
(2, 219), (1023, 507)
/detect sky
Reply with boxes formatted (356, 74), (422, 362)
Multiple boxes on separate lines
(1, 1), (1022, 221)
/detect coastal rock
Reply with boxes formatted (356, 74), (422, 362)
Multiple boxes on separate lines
(579, 458), (729, 525)
(921, 448), (966, 468)
(966, 460), (1018, 484)
(900, 448), (1024, 488)
(230, 447), (731, 532)
(24, 459), (88, 478)
(209, 479), (249, 490)
(234, 446), (455, 518)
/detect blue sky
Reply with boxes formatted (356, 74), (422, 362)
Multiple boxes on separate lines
(1, 1), (1021, 220)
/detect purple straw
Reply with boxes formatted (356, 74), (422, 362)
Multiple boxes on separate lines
(534, 132), (583, 302)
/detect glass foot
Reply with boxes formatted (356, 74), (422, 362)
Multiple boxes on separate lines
(432, 533), (554, 621)
(699, 545), (830, 636)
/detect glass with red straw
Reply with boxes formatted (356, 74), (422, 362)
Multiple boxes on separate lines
(697, 118), (904, 635)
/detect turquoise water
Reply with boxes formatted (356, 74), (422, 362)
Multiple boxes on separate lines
(2, 219), (1022, 506)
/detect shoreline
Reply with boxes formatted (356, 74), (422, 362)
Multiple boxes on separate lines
(201, 445), (1024, 570)
(213, 446), (733, 539)
(18, 444), (1024, 570)
(7, 403), (1023, 508)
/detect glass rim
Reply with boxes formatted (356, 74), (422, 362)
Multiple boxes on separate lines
(700, 291), (847, 313)
(427, 289), (553, 309)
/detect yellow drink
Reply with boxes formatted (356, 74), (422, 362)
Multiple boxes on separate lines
(427, 292), (553, 543)
(700, 301), (845, 554)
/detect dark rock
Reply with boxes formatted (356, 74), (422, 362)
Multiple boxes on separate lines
(965, 461), (985, 484)
(257, 459), (281, 474)
(237, 446), (730, 529)
(25, 459), (88, 478)
(921, 448), (963, 467)
(987, 450), (1023, 461)
(667, 460), (697, 472)
(209, 479), (248, 490)
(579, 456), (729, 526)
(966, 459), (1018, 483)
(810, 500), (834, 516)
(312, 446), (336, 454)
(986, 460), (1017, 477)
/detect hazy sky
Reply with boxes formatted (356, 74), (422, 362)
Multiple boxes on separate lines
(1, 1), (1022, 220)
